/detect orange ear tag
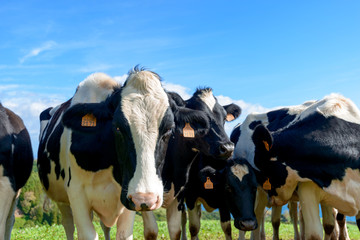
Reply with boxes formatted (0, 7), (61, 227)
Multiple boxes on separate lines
(183, 123), (195, 138)
(81, 114), (97, 127)
(204, 177), (214, 189)
(263, 178), (271, 190)
(226, 113), (235, 122)
(263, 140), (270, 151)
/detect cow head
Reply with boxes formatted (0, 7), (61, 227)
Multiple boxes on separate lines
(252, 124), (293, 205)
(177, 88), (241, 160)
(198, 158), (258, 231)
(62, 67), (212, 211)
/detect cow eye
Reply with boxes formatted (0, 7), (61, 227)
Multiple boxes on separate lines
(161, 129), (172, 141)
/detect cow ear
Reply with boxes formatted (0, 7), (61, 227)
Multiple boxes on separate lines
(173, 107), (210, 138)
(62, 102), (113, 132)
(252, 124), (273, 152)
(223, 104), (241, 122)
(167, 91), (186, 107)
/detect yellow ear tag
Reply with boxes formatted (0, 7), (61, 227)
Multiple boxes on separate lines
(226, 113), (235, 122)
(263, 140), (270, 151)
(183, 123), (195, 138)
(81, 114), (97, 127)
(263, 178), (271, 190)
(204, 177), (214, 189)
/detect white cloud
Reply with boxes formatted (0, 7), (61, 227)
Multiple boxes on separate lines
(216, 95), (270, 135)
(19, 41), (57, 63)
(113, 74), (128, 85)
(163, 82), (192, 99)
(1, 86), (65, 155)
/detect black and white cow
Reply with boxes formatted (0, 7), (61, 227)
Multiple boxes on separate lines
(0, 104), (33, 240)
(234, 93), (360, 240)
(183, 156), (258, 240)
(139, 88), (257, 240)
(37, 67), (213, 240)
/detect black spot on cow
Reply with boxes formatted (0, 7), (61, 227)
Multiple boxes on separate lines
(230, 124), (241, 145)
(249, 121), (262, 130)
(266, 108), (296, 131)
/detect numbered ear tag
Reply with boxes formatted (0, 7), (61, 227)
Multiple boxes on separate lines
(183, 123), (195, 138)
(263, 140), (270, 151)
(226, 113), (235, 122)
(204, 177), (214, 189)
(81, 114), (97, 127)
(263, 178), (271, 190)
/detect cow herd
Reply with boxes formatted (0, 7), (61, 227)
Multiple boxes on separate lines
(1, 66), (360, 240)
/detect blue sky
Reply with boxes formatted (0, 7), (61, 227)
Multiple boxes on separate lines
(1, 0), (360, 152)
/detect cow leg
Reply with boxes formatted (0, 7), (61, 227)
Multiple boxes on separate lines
(260, 215), (265, 240)
(188, 204), (201, 240)
(271, 205), (281, 240)
(251, 187), (268, 240)
(297, 182), (322, 240)
(219, 209), (232, 240)
(4, 190), (19, 240)
(336, 212), (350, 240)
(100, 220), (111, 240)
(116, 205), (135, 240)
(321, 204), (336, 240)
(238, 231), (246, 240)
(0, 176), (16, 240)
(181, 210), (187, 240)
(142, 211), (158, 240)
(356, 211), (360, 231)
(68, 192), (98, 240)
(289, 201), (300, 240)
(299, 206), (305, 240)
(166, 199), (182, 240)
(57, 202), (75, 240)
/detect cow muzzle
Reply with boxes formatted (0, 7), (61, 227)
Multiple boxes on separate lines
(235, 219), (258, 231)
(218, 143), (234, 159)
(128, 193), (162, 211)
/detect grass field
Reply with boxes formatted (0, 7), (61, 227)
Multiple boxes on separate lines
(11, 218), (360, 240)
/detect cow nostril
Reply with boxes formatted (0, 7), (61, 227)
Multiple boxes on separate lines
(140, 203), (149, 211)
(219, 143), (234, 155)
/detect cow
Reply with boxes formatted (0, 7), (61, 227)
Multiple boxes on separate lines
(0, 104), (33, 240)
(37, 67), (214, 240)
(183, 156), (258, 240)
(239, 93), (360, 240)
(231, 95), (356, 240)
(139, 88), (258, 240)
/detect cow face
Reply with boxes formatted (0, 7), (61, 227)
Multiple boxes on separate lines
(198, 159), (258, 231)
(179, 88), (241, 160)
(225, 158), (258, 230)
(62, 68), (211, 211)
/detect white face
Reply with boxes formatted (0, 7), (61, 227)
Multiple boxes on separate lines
(231, 164), (249, 182)
(198, 89), (216, 111)
(120, 70), (169, 204)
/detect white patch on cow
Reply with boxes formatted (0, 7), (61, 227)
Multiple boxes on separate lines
(162, 183), (175, 209)
(234, 112), (269, 170)
(72, 72), (120, 105)
(121, 70), (168, 202)
(299, 93), (360, 124)
(231, 164), (249, 182)
(198, 89), (216, 111)
(272, 166), (311, 206)
(323, 168), (360, 216)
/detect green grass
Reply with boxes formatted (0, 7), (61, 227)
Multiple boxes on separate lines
(11, 218), (360, 240)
